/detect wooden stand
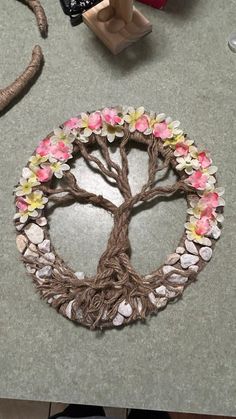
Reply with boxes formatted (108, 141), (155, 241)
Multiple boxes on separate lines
(83, 0), (152, 55)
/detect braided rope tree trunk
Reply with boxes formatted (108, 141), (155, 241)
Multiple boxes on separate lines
(39, 129), (193, 328)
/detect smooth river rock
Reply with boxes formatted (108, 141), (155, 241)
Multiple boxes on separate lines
(36, 265), (52, 279)
(24, 223), (44, 245)
(165, 253), (180, 265)
(180, 254), (199, 269)
(199, 246), (213, 261)
(185, 239), (198, 255)
(113, 313), (124, 326)
(176, 247), (185, 254)
(118, 300), (132, 317)
(38, 239), (50, 253)
(36, 217), (47, 227)
(211, 225), (221, 240)
(16, 234), (28, 253)
(162, 265), (188, 284)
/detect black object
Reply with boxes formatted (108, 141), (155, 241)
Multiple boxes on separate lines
(59, 0), (102, 25)
(49, 403), (106, 418)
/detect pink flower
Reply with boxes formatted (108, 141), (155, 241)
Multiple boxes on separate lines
(36, 138), (51, 157)
(195, 216), (211, 236)
(198, 151), (211, 168)
(36, 166), (53, 183)
(88, 112), (102, 130)
(187, 170), (208, 190)
(175, 142), (189, 156)
(102, 108), (122, 126)
(64, 117), (80, 129)
(153, 122), (172, 140)
(201, 192), (219, 208)
(135, 115), (149, 133)
(50, 141), (71, 161)
(16, 197), (28, 212)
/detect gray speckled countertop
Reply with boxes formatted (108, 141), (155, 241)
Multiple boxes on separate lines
(0, 0), (235, 416)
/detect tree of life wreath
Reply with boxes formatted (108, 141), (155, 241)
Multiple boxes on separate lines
(14, 107), (225, 329)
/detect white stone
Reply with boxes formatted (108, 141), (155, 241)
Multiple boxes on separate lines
(44, 252), (55, 263)
(24, 247), (38, 259)
(16, 234), (28, 253)
(162, 265), (188, 284)
(29, 243), (37, 251)
(16, 224), (24, 231)
(39, 252), (55, 263)
(25, 264), (36, 274)
(199, 246), (212, 262)
(148, 292), (156, 305)
(137, 298), (142, 314)
(156, 297), (167, 309)
(75, 271), (85, 280)
(113, 313), (124, 326)
(38, 239), (50, 253)
(176, 247), (185, 254)
(180, 254), (199, 269)
(185, 239), (198, 255)
(36, 217), (47, 227)
(48, 298), (53, 304)
(118, 300), (132, 317)
(165, 253), (180, 265)
(36, 265), (52, 279)
(65, 300), (75, 319)
(155, 285), (167, 297)
(25, 223), (44, 244)
(189, 265), (199, 272)
(203, 237), (212, 247)
(211, 225), (221, 240)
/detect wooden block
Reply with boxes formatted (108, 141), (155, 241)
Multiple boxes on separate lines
(83, 0), (152, 55)
(50, 402), (68, 416)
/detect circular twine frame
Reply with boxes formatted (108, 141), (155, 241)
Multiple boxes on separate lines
(14, 106), (225, 329)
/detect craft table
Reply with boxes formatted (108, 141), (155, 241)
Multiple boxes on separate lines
(0, 0), (235, 416)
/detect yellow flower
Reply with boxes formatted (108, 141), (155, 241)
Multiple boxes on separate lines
(124, 106), (145, 132)
(25, 190), (48, 211)
(29, 154), (48, 167)
(164, 134), (184, 148)
(15, 179), (34, 196)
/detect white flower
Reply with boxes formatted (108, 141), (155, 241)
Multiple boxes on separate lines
(51, 127), (75, 145)
(101, 123), (124, 143)
(50, 162), (70, 178)
(176, 155), (200, 174)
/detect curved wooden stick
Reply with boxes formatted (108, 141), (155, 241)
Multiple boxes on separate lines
(19, 0), (48, 36)
(0, 45), (43, 112)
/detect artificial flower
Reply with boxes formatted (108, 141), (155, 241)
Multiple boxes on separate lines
(101, 123), (124, 143)
(176, 155), (200, 175)
(50, 141), (72, 161)
(77, 112), (102, 137)
(36, 166), (53, 183)
(186, 170), (209, 190)
(15, 176), (40, 196)
(123, 107), (145, 132)
(51, 127), (75, 144)
(185, 216), (212, 245)
(49, 162), (70, 178)
(25, 190), (48, 211)
(197, 151), (212, 169)
(153, 121), (172, 140)
(102, 108), (123, 126)
(36, 138), (51, 157)
(135, 115), (149, 133)
(163, 133), (185, 148)
(64, 117), (80, 130)
(29, 154), (48, 167)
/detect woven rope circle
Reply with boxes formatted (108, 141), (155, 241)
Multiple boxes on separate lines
(14, 106), (225, 329)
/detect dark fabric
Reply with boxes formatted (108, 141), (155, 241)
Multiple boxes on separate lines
(49, 404), (105, 419)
